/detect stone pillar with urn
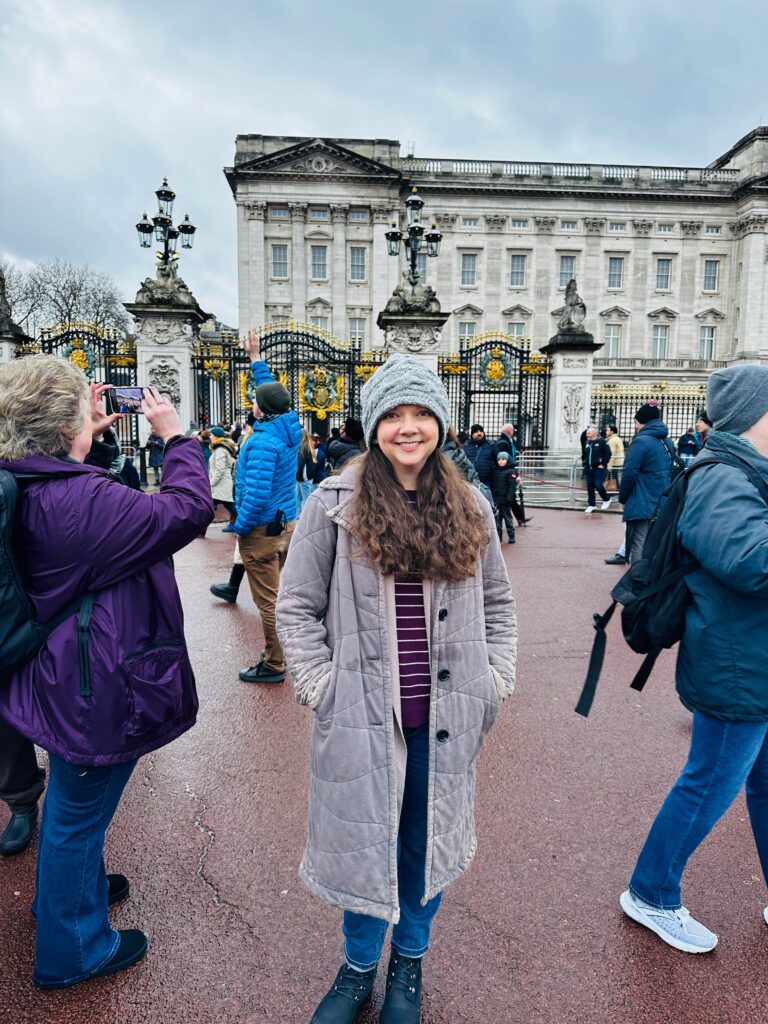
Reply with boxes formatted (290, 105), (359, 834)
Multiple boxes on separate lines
(0, 267), (34, 365)
(540, 278), (602, 450)
(124, 265), (210, 441)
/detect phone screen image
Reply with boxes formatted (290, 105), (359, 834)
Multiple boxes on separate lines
(108, 387), (145, 415)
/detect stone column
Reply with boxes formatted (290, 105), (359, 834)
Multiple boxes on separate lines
(290, 202), (308, 322)
(484, 215), (506, 331)
(124, 269), (210, 441)
(728, 214), (768, 362)
(331, 204), (348, 337)
(240, 199), (265, 331)
(541, 331), (602, 451)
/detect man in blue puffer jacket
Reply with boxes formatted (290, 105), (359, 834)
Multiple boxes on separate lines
(618, 400), (674, 563)
(235, 332), (302, 685)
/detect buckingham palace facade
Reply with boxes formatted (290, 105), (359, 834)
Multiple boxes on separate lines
(224, 128), (768, 386)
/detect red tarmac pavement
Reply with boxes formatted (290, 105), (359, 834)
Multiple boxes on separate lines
(1, 509), (767, 1024)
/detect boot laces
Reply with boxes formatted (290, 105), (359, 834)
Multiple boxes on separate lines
(388, 954), (419, 997)
(333, 965), (372, 1003)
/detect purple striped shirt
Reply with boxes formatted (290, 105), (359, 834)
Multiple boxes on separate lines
(395, 492), (431, 728)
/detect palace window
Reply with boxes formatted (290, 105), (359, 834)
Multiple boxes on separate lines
(459, 321), (477, 342)
(603, 324), (621, 358)
(349, 318), (366, 344)
(348, 209), (369, 222)
(510, 219), (529, 229)
(310, 245), (327, 280)
(560, 220), (577, 231)
(607, 256), (624, 289)
(309, 208), (329, 220)
(507, 322), (525, 339)
(651, 324), (669, 359)
(703, 259), (720, 292)
(310, 315), (329, 330)
(699, 325), (716, 360)
(270, 207), (289, 219)
(349, 247), (366, 281)
(461, 253), (477, 286)
(509, 254), (526, 287)
(271, 244), (289, 279)
(608, 222), (626, 232)
(559, 254), (576, 288)
(656, 223), (674, 233)
(704, 225), (721, 235)
(656, 258), (672, 290)
(462, 217), (479, 227)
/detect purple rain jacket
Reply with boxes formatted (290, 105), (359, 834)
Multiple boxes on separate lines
(0, 435), (214, 766)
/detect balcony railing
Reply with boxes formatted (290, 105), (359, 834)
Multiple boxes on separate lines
(593, 357), (728, 370)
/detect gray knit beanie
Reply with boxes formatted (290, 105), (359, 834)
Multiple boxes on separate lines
(707, 363), (768, 435)
(361, 354), (450, 448)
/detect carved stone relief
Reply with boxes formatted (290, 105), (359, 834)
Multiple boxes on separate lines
(632, 219), (653, 236)
(485, 214), (507, 232)
(330, 204), (349, 223)
(289, 202), (308, 222)
(242, 201), (266, 221)
(729, 215), (768, 238)
(562, 384), (585, 441)
(534, 217), (556, 234)
(435, 212), (457, 230)
(584, 218), (605, 235)
(134, 316), (194, 347)
(147, 359), (181, 406)
(680, 221), (702, 237)
(384, 323), (444, 354)
(372, 207), (391, 223)
(562, 357), (588, 368)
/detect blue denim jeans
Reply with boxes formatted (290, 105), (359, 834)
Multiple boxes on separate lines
(584, 467), (609, 506)
(343, 724), (443, 970)
(32, 754), (137, 987)
(295, 480), (315, 516)
(629, 710), (768, 909)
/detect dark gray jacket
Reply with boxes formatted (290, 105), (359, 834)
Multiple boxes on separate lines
(676, 432), (768, 721)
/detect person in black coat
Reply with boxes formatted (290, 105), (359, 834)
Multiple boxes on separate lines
(327, 417), (365, 470)
(462, 424), (497, 486)
(583, 426), (612, 512)
(677, 427), (701, 465)
(491, 450), (518, 543)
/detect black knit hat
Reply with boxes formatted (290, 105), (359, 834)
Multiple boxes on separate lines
(470, 423), (484, 434)
(697, 409), (713, 428)
(635, 400), (661, 425)
(255, 381), (291, 416)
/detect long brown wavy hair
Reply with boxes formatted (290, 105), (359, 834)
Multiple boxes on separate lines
(350, 443), (488, 580)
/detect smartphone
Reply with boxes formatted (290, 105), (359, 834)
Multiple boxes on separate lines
(105, 386), (146, 415)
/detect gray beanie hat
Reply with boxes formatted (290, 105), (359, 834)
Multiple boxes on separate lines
(707, 363), (768, 435)
(361, 354), (450, 448)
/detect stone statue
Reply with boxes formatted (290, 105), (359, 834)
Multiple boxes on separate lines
(0, 267), (11, 321)
(557, 279), (587, 332)
(384, 272), (442, 316)
(135, 261), (197, 308)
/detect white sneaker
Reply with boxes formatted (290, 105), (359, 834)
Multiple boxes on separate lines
(600, 499), (612, 511)
(585, 506), (596, 515)
(620, 890), (717, 953)
(763, 906), (768, 926)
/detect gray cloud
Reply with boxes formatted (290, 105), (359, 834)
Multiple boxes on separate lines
(1, 0), (767, 327)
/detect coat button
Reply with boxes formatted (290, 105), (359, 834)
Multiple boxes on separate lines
(438, 608), (448, 621)
(436, 729), (450, 742)
(438, 669), (450, 681)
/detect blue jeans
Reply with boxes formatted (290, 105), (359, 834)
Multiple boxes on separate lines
(629, 710), (768, 909)
(295, 480), (315, 516)
(343, 724), (443, 969)
(584, 467), (609, 506)
(32, 754), (137, 987)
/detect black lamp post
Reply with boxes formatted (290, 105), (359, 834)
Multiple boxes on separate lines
(136, 177), (196, 270)
(385, 186), (442, 287)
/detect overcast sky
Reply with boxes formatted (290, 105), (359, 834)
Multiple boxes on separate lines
(1, 0), (767, 329)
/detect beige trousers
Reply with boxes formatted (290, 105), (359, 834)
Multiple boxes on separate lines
(238, 522), (295, 671)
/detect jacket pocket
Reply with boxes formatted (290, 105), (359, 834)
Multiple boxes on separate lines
(490, 666), (508, 704)
(124, 641), (187, 737)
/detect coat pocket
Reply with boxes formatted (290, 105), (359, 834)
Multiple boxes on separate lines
(124, 641), (187, 737)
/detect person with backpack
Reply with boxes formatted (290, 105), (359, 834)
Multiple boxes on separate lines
(491, 449), (518, 543)
(619, 363), (768, 954)
(676, 427), (701, 466)
(276, 354), (516, 1024)
(0, 355), (213, 988)
(618, 400), (675, 563)
(462, 424), (496, 486)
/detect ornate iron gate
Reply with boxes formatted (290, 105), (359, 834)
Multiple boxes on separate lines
(439, 334), (550, 447)
(591, 382), (708, 445)
(37, 322), (139, 450)
(192, 322), (387, 433)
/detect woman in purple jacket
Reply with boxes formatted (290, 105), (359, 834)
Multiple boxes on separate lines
(0, 355), (213, 989)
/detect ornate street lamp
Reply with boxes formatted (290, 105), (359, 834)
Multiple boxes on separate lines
(386, 186), (442, 286)
(136, 178), (196, 271)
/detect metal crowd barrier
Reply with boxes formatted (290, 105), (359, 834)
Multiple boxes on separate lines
(518, 450), (581, 506)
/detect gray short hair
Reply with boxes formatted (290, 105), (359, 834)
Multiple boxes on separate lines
(0, 355), (88, 460)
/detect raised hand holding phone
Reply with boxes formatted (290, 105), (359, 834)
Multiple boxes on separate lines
(90, 383), (123, 438)
(141, 386), (182, 442)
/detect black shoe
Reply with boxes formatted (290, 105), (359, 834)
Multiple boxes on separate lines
(108, 873), (130, 906)
(604, 554), (628, 565)
(210, 582), (238, 603)
(311, 963), (376, 1023)
(380, 951), (422, 1024)
(0, 807), (38, 855)
(239, 658), (285, 684)
(507, 536), (516, 544)
(518, 517), (533, 526)
(35, 929), (148, 989)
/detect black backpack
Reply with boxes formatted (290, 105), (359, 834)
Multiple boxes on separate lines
(660, 437), (686, 482)
(0, 470), (84, 686)
(576, 449), (768, 717)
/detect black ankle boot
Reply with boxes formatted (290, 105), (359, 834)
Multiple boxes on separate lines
(311, 963), (376, 1023)
(380, 951), (422, 1023)
(229, 563), (246, 590)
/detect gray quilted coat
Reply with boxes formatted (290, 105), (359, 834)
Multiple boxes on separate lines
(276, 465), (517, 923)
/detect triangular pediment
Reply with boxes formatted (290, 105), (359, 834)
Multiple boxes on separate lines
(694, 307), (726, 321)
(307, 296), (332, 311)
(599, 305), (631, 320)
(231, 138), (401, 181)
(648, 306), (678, 319)
(453, 303), (484, 316)
(501, 304), (533, 318)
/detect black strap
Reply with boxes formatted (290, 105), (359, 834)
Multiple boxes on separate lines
(629, 648), (662, 692)
(575, 602), (617, 718)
